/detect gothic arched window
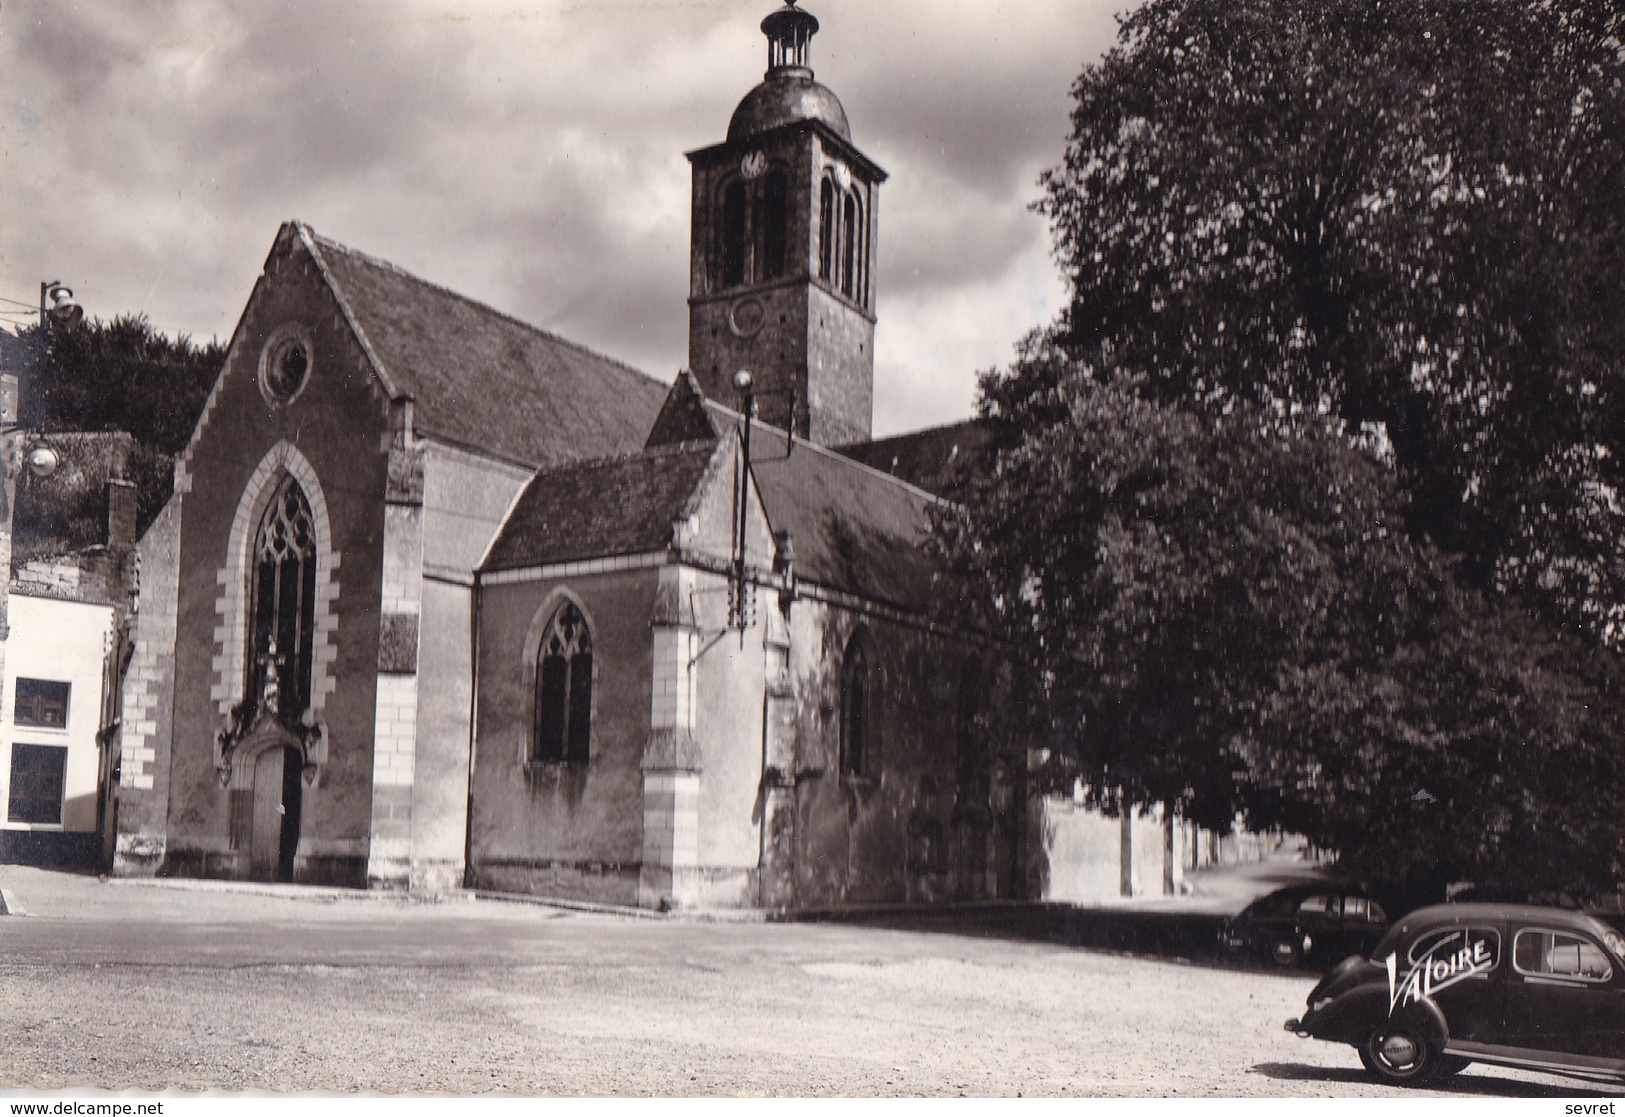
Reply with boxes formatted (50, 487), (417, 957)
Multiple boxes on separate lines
(247, 476), (318, 723)
(533, 602), (593, 765)
(955, 662), (987, 804)
(841, 190), (860, 299)
(839, 632), (874, 778)
(721, 180), (748, 288)
(759, 170), (788, 281)
(851, 190), (868, 304)
(818, 178), (835, 281)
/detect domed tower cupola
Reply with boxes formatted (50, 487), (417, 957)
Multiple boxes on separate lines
(728, 4), (851, 144)
(687, 1), (887, 447)
(763, 1), (817, 74)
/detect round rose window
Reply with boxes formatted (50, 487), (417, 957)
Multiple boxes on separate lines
(260, 325), (313, 405)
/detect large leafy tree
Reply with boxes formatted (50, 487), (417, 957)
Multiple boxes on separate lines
(944, 353), (1426, 825)
(945, 346), (1625, 899)
(1034, 0), (1625, 647)
(1243, 592), (1625, 899)
(949, 0), (1625, 896)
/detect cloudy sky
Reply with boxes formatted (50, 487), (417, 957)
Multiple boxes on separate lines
(2, 0), (1123, 435)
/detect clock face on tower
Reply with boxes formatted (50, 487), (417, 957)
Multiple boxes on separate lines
(740, 151), (768, 180)
(727, 297), (767, 338)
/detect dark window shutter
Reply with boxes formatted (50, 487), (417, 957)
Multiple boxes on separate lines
(7, 744), (67, 825)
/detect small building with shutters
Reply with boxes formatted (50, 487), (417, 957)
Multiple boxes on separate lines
(0, 433), (140, 869)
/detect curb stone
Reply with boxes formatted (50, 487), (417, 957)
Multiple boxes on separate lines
(472, 890), (769, 923)
(102, 876), (475, 905)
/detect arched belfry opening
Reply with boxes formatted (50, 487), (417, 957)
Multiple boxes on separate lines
(686, 1), (888, 447)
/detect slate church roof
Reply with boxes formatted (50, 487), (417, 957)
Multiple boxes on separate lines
(838, 419), (994, 498)
(720, 407), (940, 614)
(481, 372), (943, 614)
(295, 224), (670, 468)
(481, 441), (722, 573)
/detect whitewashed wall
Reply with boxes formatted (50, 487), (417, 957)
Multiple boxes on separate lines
(1, 594), (114, 833)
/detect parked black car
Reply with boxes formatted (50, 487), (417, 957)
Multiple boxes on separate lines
(1220, 884), (1391, 967)
(1287, 903), (1625, 1085)
(1448, 884), (1625, 934)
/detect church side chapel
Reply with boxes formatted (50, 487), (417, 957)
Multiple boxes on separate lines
(112, 2), (1230, 908)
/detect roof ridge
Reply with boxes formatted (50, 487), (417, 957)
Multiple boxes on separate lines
(296, 223), (402, 400)
(701, 400), (943, 506)
(302, 225), (663, 389)
(528, 437), (719, 478)
(850, 416), (987, 449)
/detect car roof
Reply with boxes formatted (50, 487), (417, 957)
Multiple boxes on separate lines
(1396, 903), (1618, 934)
(1256, 882), (1368, 900)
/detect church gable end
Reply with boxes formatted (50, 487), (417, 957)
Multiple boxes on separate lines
(176, 223), (397, 498)
(159, 223), (398, 887)
(644, 371), (722, 450)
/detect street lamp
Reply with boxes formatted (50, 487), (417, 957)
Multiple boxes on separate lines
(41, 281), (84, 328)
(22, 443), (58, 480)
(0, 280), (84, 478)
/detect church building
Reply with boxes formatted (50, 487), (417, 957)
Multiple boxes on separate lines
(111, 2), (1224, 908)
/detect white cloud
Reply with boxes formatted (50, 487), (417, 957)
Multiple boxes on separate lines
(0, 0), (1121, 431)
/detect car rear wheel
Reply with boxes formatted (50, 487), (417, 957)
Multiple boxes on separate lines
(1267, 934), (1304, 967)
(1358, 1026), (1435, 1084)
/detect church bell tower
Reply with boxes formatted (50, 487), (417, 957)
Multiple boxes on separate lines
(686, 1), (886, 446)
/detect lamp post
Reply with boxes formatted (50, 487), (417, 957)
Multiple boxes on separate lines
(730, 369), (756, 634)
(0, 278), (82, 660)
(10, 282), (83, 475)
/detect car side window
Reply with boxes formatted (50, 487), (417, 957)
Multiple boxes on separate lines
(1513, 929), (1613, 982)
(1406, 926), (1501, 970)
(1344, 898), (1387, 923)
(1297, 895), (1334, 915)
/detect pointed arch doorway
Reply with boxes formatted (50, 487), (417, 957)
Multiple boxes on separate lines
(250, 743), (303, 883)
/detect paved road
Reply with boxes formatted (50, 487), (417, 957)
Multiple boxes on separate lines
(0, 867), (1616, 1098)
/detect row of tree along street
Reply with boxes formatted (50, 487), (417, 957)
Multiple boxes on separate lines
(937, 0), (1625, 906)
